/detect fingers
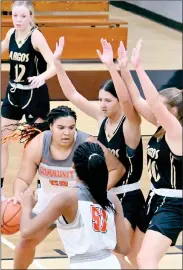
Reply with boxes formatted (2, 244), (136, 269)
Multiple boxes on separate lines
(29, 80), (38, 88)
(27, 77), (35, 83)
(136, 38), (142, 49)
(96, 49), (102, 59)
(131, 48), (136, 58)
(118, 41), (126, 55)
(28, 77), (45, 89)
(7, 196), (21, 205)
(118, 41), (128, 58)
(59, 36), (65, 47)
(7, 197), (14, 203)
(100, 38), (112, 49)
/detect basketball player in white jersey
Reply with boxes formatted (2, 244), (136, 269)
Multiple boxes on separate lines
(6, 106), (125, 269)
(20, 142), (130, 269)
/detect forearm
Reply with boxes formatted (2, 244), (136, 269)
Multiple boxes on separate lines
(41, 63), (56, 81)
(120, 66), (142, 104)
(136, 64), (159, 108)
(13, 178), (30, 197)
(107, 166), (125, 190)
(108, 64), (132, 105)
(54, 59), (77, 99)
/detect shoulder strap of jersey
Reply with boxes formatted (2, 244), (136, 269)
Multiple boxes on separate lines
(9, 29), (16, 42)
(25, 26), (38, 43)
(100, 117), (108, 129)
(113, 115), (125, 134)
(121, 115), (126, 124)
(41, 130), (52, 161)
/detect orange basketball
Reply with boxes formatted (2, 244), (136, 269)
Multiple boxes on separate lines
(1, 200), (22, 235)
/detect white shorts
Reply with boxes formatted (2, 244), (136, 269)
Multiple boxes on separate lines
(70, 254), (121, 269)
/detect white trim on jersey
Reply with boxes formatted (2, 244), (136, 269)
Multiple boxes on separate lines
(151, 184), (182, 198)
(111, 181), (140, 195)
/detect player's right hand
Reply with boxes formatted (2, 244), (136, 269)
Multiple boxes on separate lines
(7, 193), (23, 205)
(53, 36), (65, 61)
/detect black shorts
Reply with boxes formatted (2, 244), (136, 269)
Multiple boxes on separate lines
(138, 191), (183, 246)
(117, 189), (145, 231)
(1, 83), (50, 124)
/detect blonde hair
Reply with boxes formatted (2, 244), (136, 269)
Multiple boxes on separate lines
(155, 87), (183, 139)
(12, 1), (35, 27)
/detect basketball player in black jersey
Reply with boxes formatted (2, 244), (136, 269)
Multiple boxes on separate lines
(119, 39), (182, 269)
(1, 1), (56, 199)
(53, 37), (145, 268)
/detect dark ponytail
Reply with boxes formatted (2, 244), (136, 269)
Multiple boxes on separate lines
(73, 142), (115, 213)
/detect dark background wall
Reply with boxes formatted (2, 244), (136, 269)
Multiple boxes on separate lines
(1, 69), (182, 101)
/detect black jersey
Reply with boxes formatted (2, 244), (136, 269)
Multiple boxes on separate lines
(147, 127), (183, 190)
(9, 27), (47, 85)
(98, 116), (143, 187)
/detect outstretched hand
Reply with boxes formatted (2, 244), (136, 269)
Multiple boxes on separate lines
(117, 41), (128, 69)
(53, 36), (65, 61)
(131, 38), (143, 68)
(96, 38), (114, 67)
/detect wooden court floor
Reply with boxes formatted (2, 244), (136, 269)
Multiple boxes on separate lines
(1, 3), (182, 269)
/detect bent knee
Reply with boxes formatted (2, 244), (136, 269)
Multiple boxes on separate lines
(18, 237), (38, 249)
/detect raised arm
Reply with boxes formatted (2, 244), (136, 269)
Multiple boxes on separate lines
(53, 37), (101, 121)
(97, 39), (141, 149)
(133, 39), (182, 155)
(118, 41), (157, 126)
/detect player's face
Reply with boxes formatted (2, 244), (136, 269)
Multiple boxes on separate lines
(12, 6), (32, 31)
(50, 116), (76, 147)
(99, 89), (120, 118)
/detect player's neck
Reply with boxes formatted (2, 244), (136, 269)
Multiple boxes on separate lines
(16, 25), (32, 39)
(51, 139), (75, 156)
(107, 112), (123, 125)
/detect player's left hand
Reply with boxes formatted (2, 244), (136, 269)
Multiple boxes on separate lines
(28, 74), (45, 89)
(53, 36), (65, 61)
(131, 38), (143, 69)
(96, 38), (114, 67)
(117, 41), (128, 69)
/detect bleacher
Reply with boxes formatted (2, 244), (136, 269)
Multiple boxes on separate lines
(1, 0), (128, 61)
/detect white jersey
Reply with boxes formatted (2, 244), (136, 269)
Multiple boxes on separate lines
(33, 130), (89, 214)
(57, 184), (117, 261)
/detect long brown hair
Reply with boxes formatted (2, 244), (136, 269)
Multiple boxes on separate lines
(155, 87), (183, 139)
